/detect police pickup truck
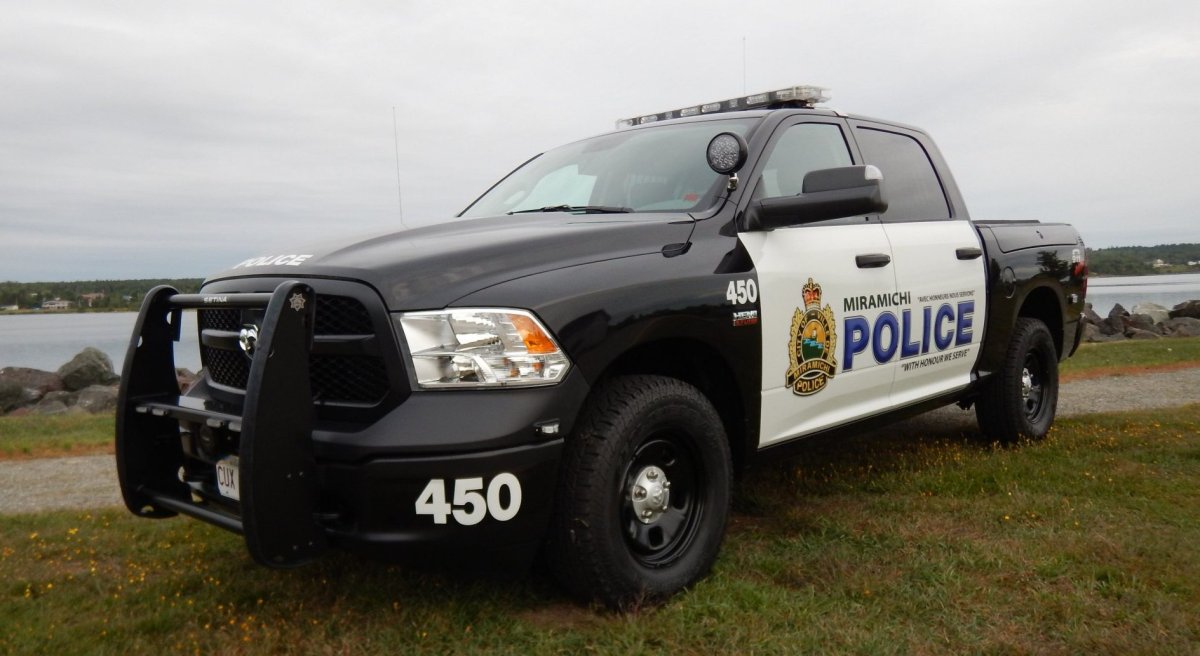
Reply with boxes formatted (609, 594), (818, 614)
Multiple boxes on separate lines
(117, 85), (1087, 608)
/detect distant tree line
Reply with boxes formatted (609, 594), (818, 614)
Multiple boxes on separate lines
(1086, 243), (1200, 276)
(0, 279), (204, 311)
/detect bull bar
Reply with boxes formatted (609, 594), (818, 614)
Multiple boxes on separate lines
(115, 280), (327, 567)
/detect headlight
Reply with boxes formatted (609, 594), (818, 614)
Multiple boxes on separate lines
(396, 309), (570, 388)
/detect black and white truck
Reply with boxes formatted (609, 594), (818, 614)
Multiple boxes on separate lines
(116, 85), (1087, 608)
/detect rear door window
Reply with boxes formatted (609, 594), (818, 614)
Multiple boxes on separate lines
(854, 128), (950, 222)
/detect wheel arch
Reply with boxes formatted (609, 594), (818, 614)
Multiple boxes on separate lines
(1016, 285), (1065, 358)
(595, 338), (753, 471)
(975, 280), (1068, 381)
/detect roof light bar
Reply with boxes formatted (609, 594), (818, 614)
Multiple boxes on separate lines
(616, 85), (830, 129)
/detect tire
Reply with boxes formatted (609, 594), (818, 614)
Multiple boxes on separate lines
(546, 375), (732, 609)
(975, 317), (1059, 443)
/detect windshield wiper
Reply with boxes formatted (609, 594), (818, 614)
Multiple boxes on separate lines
(508, 204), (633, 215)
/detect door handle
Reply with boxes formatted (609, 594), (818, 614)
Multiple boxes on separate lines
(956, 247), (983, 260)
(855, 253), (891, 268)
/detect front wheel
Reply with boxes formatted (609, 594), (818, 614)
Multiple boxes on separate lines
(976, 317), (1059, 443)
(546, 375), (732, 609)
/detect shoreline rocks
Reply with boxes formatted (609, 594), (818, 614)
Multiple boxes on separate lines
(57, 347), (120, 390)
(1082, 300), (1200, 342)
(0, 367), (64, 413)
(0, 349), (198, 417)
(1171, 300), (1200, 320)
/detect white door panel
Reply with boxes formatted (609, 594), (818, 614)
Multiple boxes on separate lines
(882, 221), (987, 407)
(741, 224), (898, 447)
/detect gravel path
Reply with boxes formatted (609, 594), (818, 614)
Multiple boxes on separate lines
(893, 366), (1200, 437)
(0, 454), (121, 515)
(2, 368), (1197, 516)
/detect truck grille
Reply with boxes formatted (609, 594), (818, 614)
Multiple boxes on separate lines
(199, 294), (389, 405)
(203, 345), (249, 389)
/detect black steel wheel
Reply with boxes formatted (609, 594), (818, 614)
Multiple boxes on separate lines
(621, 433), (705, 567)
(976, 317), (1059, 443)
(1020, 351), (1049, 423)
(546, 375), (732, 609)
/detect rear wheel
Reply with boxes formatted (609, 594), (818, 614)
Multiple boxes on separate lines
(976, 317), (1059, 443)
(546, 375), (731, 609)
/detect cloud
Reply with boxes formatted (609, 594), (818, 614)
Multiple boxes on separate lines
(1, 0), (1198, 281)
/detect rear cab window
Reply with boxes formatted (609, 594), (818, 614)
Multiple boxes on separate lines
(853, 126), (950, 222)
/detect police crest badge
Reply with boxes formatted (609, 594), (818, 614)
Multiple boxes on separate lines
(786, 278), (837, 395)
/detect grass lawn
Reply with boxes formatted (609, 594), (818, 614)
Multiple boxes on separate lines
(3, 404), (1198, 654)
(1061, 335), (1200, 379)
(0, 414), (113, 459)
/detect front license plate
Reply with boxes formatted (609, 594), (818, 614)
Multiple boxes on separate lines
(216, 456), (240, 501)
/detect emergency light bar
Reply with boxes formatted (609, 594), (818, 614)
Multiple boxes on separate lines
(616, 85), (830, 129)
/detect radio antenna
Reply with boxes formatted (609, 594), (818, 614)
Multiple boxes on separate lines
(392, 106), (407, 228)
(742, 36), (747, 94)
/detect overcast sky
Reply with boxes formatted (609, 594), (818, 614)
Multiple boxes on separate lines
(2, 0), (1198, 282)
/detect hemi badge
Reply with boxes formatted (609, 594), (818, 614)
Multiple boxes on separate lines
(732, 310), (758, 327)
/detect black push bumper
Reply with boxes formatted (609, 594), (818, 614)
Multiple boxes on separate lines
(117, 282), (328, 567)
(117, 281), (577, 568)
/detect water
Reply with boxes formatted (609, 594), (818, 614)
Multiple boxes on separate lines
(0, 311), (201, 373)
(1086, 273), (1200, 316)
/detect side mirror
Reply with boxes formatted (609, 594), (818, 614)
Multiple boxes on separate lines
(743, 165), (888, 231)
(706, 132), (748, 175)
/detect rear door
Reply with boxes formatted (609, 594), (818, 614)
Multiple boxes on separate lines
(849, 122), (988, 406)
(738, 118), (899, 447)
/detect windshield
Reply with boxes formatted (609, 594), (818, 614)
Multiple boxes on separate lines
(461, 118), (758, 218)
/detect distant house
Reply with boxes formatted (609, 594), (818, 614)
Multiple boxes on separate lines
(41, 299), (73, 310)
(0, 304), (18, 311)
(1151, 258), (1168, 268)
(80, 292), (106, 307)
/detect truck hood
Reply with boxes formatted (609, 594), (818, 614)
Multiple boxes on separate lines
(204, 213), (694, 310)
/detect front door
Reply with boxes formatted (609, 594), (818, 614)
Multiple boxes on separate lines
(738, 120), (900, 447)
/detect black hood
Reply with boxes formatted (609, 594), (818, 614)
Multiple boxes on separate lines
(204, 213), (694, 310)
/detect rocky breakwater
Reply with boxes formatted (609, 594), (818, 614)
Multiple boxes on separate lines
(1081, 300), (1200, 342)
(0, 348), (198, 416)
